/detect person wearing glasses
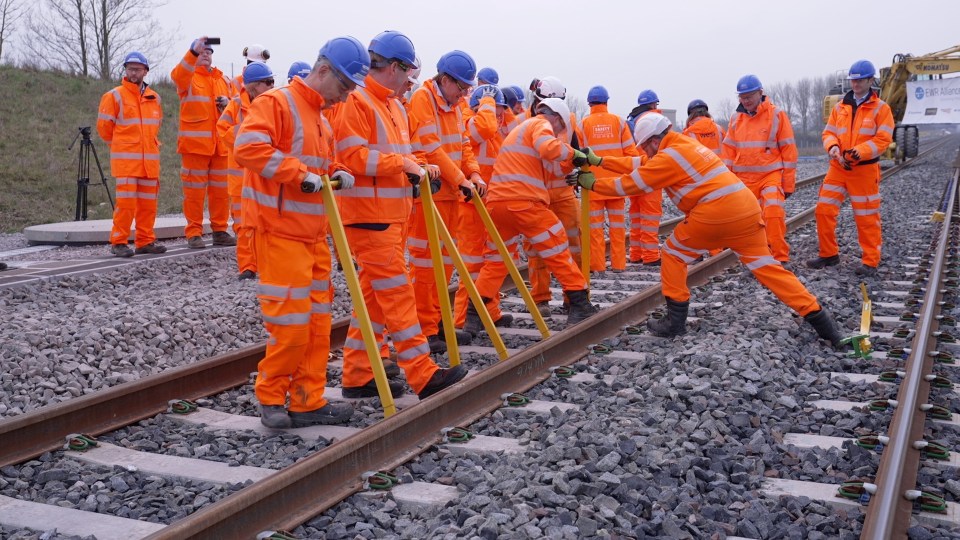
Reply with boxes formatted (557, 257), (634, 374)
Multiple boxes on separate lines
(234, 37), (368, 429)
(334, 30), (467, 400)
(217, 61), (275, 280)
(407, 50), (484, 354)
(97, 51), (165, 257)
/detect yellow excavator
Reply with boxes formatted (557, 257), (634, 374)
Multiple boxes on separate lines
(823, 44), (960, 163)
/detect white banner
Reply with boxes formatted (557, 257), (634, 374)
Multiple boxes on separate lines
(903, 78), (960, 124)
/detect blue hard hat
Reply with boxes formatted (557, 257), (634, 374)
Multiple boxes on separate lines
(636, 89), (659, 106)
(503, 86), (521, 107)
(736, 74), (762, 94)
(468, 85), (506, 109)
(587, 85), (609, 104)
(687, 99), (708, 115)
(478, 67), (499, 85)
(847, 59), (876, 80)
(318, 36), (371, 87)
(287, 61), (311, 81)
(437, 50), (477, 85)
(123, 51), (149, 70)
(509, 85), (525, 103)
(243, 61), (273, 83)
(368, 30), (417, 65)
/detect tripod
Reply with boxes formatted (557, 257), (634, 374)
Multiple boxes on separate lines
(69, 126), (114, 221)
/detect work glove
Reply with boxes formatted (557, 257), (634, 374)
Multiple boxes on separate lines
(845, 148), (861, 161)
(430, 178), (442, 194)
(190, 38), (205, 54)
(331, 170), (355, 190)
(477, 84), (498, 99)
(570, 171), (596, 190)
(572, 150), (588, 167)
(459, 180), (475, 202)
(426, 164), (441, 180)
(469, 173), (487, 198)
(216, 96), (229, 113)
(584, 147), (603, 166)
(300, 172), (324, 193)
(403, 157), (424, 182)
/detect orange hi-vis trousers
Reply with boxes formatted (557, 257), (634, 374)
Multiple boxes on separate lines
(628, 190), (662, 263)
(180, 152), (229, 238)
(814, 163), (882, 267)
(253, 230), (333, 413)
(528, 197), (581, 304)
(744, 171), (789, 262)
(408, 199), (459, 337)
(453, 201), (505, 327)
(476, 199), (586, 301)
(341, 224), (440, 394)
(589, 198), (626, 272)
(227, 168), (256, 274)
(110, 176), (159, 248)
(661, 211), (820, 316)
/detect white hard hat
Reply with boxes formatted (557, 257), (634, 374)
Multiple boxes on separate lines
(408, 55), (422, 84)
(536, 97), (571, 132)
(534, 76), (565, 100)
(243, 44), (270, 63)
(633, 113), (672, 145)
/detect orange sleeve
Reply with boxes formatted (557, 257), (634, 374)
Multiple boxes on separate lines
(96, 91), (118, 144)
(216, 99), (240, 148)
(777, 110), (798, 192)
(169, 50), (198, 98)
(466, 96), (499, 143)
(409, 90), (465, 189)
(594, 153), (670, 197)
(234, 94), (307, 185)
(595, 154), (645, 175)
(529, 119), (574, 163)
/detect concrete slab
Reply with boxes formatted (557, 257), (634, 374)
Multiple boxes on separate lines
(166, 407), (361, 441)
(762, 478), (960, 528)
(458, 345), (521, 356)
(66, 442), (274, 484)
(442, 434), (525, 456)
(499, 398), (580, 415)
(390, 481), (459, 518)
(782, 433), (960, 469)
(23, 216), (213, 245)
(811, 400), (960, 426)
(830, 372), (959, 392)
(0, 494), (165, 540)
(324, 387), (420, 409)
(566, 372), (616, 385)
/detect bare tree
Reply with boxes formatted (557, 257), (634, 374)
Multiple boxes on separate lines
(88, 0), (171, 80)
(566, 96), (587, 121)
(0, 0), (24, 62)
(794, 77), (814, 139)
(24, 0), (89, 75)
(713, 97), (737, 129)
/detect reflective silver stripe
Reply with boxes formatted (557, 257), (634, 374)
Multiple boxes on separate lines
(698, 182), (745, 204)
(99, 113), (116, 122)
(237, 131), (272, 146)
(590, 143), (622, 151)
(183, 181), (207, 188)
(667, 235), (708, 258)
(338, 187), (408, 199)
(528, 221), (564, 244)
(744, 255), (780, 271)
(439, 134), (460, 145)
(818, 196), (843, 208)
(283, 198), (326, 215)
(490, 173), (545, 190)
(878, 124), (893, 134)
(183, 95), (211, 103)
(112, 152), (160, 161)
(729, 163), (784, 173)
(371, 274), (407, 291)
(866, 141), (879, 155)
(853, 207), (879, 216)
(407, 256), (432, 267)
(181, 167), (211, 175)
(609, 222), (626, 229)
(178, 58), (194, 72)
(261, 150), (286, 179)
(311, 302), (331, 314)
(502, 144), (540, 159)
(397, 343), (430, 361)
(760, 186), (780, 195)
(850, 194), (880, 203)
(244, 185), (278, 207)
(764, 199), (784, 208)
(257, 283), (311, 299)
(537, 241), (571, 259)
(823, 184), (846, 196)
(179, 130), (213, 137)
(263, 312), (311, 325)
(446, 151), (462, 161)
(407, 237), (428, 249)
(337, 136), (367, 152)
(349, 317), (386, 334)
(390, 323), (422, 342)
(477, 155), (496, 166)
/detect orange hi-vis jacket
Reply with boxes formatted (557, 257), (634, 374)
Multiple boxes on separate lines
(217, 90), (252, 179)
(822, 89), (894, 164)
(683, 116), (725, 155)
(96, 77), (162, 179)
(579, 104), (639, 201)
(488, 117), (576, 205)
(597, 131), (753, 221)
(466, 95), (502, 179)
(721, 98), (798, 193)
(227, 73), (244, 98)
(335, 75), (417, 225)
(234, 77), (342, 243)
(543, 112), (585, 204)
(170, 49), (231, 156)
(408, 79), (480, 202)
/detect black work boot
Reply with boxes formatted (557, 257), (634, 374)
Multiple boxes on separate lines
(804, 309), (843, 348)
(806, 254), (840, 269)
(463, 297), (492, 336)
(565, 289), (598, 327)
(647, 298), (689, 337)
(438, 326), (472, 346)
(427, 334), (447, 354)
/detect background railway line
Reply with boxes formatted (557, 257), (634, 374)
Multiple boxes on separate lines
(2, 138), (960, 539)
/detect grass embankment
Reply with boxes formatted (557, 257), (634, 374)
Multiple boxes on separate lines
(0, 65), (184, 233)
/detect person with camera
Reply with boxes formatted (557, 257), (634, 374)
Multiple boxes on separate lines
(170, 36), (236, 250)
(234, 37), (369, 429)
(97, 51), (165, 257)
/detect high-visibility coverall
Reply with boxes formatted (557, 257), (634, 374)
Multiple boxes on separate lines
(683, 116), (725, 155)
(217, 91), (256, 274)
(170, 49), (231, 239)
(816, 90), (894, 267)
(334, 76), (444, 395)
(579, 103), (639, 272)
(627, 108), (663, 264)
(408, 79), (480, 337)
(97, 77), (162, 249)
(453, 94), (506, 328)
(233, 77), (340, 413)
(472, 117), (585, 304)
(721, 98), (798, 262)
(595, 131), (820, 316)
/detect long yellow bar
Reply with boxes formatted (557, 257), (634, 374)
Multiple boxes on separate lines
(420, 182), (461, 365)
(579, 178), (591, 282)
(858, 282), (873, 353)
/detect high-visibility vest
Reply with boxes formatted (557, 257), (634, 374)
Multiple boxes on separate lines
(822, 90), (894, 164)
(487, 117), (574, 205)
(96, 77), (162, 178)
(721, 98), (798, 192)
(170, 50), (231, 156)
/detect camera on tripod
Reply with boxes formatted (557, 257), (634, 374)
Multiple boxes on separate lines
(69, 126), (114, 221)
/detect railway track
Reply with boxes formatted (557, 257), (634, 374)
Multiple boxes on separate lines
(2, 139), (959, 539)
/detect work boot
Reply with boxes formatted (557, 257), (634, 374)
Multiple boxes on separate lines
(260, 405), (292, 429)
(647, 298), (689, 337)
(382, 358), (401, 378)
(464, 303), (484, 336)
(0, 262), (7, 271)
(238, 269), (257, 280)
(565, 289), (599, 327)
(534, 301), (552, 318)
(341, 379), (405, 399)
(854, 264), (878, 277)
(427, 334), (447, 354)
(438, 326), (472, 346)
(494, 313), (514, 327)
(187, 236), (206, 249)
(804, 309), (843, 348)
(110, 243), (134, 258)
(806, 254), (840, 269)
(212, 231), (237, 246)
(417, 364), (468, 399)
(135, 242), (167, 255)
(288, 402), (354, 427)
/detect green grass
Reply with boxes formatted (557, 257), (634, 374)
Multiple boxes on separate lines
(0, 65), (185, 233)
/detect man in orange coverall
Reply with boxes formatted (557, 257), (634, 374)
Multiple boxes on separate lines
(807, 59), (894, 277)
(335, 30), (466, 400)
(97, 51), (166, 257)
(572, 113), (843, 348)
(721, 74), (798, 263)
(217, 61), (275, 280)
(234, 37), (368, 429)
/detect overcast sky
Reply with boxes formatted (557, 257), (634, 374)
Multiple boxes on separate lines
(152, 0), (959, 120)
